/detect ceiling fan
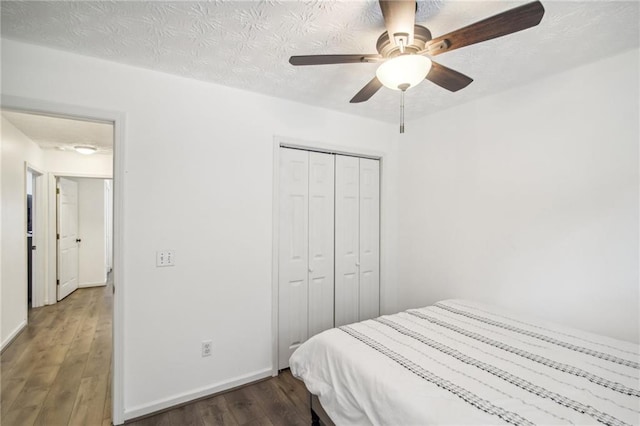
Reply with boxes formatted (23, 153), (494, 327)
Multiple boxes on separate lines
(289, 0), (545, 133)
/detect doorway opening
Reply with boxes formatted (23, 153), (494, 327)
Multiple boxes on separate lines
(56, 175), (114, 301)
(1, 102), (123, 424)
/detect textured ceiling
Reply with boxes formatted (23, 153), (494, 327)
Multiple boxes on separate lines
(2, 110), (114, 154)
(1, 1), (638, 123)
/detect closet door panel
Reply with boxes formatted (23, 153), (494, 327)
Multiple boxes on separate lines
(278, 148), (309, 369)
(359, 158), (380, 321)
(335, 155), (360, 327)
(308, 152), (335, 336)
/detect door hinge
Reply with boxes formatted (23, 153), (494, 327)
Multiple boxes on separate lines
(56, 279), (60, 285)
(56, 233), (60, 240)
(56, 187), (60, 194)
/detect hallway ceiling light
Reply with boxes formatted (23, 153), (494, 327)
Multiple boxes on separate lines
(74, 145), (97, 155)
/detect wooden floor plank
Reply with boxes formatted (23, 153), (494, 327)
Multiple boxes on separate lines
(255, 378), (311, 425)
(275, 370), (311, 415)
(249, 379), (308, 426)
(67, 308), (100, 356)
(1, 329), (35, 367)
(1, 403), (44, 426)
(1, 374), (29, 417)
(168, 404), (209, 426)
(241, 417), (275, 426)
(82, 333), (111, 379)
(34, 353), (89, 426)
(68, 372), (109, 426)
(195, 395), (239, 426)
(225, 386), (269, 425)
(30, 342), (71, 368)
(2, 364), (61, 426)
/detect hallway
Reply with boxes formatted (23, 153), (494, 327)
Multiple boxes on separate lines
(1, 281), (112, 425)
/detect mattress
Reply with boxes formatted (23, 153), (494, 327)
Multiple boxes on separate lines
(289, 299), (640, 425)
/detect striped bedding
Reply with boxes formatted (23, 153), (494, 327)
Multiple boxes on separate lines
(289, 299), (640, 425)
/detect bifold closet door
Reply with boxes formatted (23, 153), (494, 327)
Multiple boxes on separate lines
(334, 155), (360, 327)
(335, 156), (380, 327)
(308, 152), (335, 337)
(278, 148), (334, 369)
(358, 158), (380, 321)
(278, 148), (309, 369)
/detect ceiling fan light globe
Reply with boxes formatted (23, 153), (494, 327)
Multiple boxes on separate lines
(376, 55), (432, 91)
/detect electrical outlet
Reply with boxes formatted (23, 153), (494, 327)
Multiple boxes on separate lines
(156, 250), (175, 267)
(201, 340), (212, 357)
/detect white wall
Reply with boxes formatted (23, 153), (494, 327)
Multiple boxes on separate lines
(397, 48), (639, 343)
(0, 39), (398, 419)
(73, 177), (107, 287)
(0, 116), (44, 348)
(45, 149), (112, 178)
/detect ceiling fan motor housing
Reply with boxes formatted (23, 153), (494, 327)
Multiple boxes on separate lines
(377, 25), (432, 58)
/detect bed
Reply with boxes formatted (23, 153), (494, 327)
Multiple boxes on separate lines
(289, 299), (640, 425)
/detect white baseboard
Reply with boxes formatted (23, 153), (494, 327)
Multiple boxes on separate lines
(79, 281), (107, 288)
(122, 367), (273, 421)
(1, 319), (27, 352)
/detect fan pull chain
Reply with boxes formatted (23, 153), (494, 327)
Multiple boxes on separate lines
(397, 83), (409, 134)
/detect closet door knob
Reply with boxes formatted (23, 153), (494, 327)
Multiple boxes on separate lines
(355, 262), (360, 267)
(308, 267), (314, 273)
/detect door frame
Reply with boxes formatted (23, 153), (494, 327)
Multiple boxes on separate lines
(270, 135), (386, 376)
(1, 95), (126, 425)
(53, 174), (111, 300)
(25, 163), (46, 308)
(50, 173), (113, 302)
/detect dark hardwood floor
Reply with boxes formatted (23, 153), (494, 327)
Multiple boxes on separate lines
(127, 370), (310, 426)
(1, 279), (311, 426)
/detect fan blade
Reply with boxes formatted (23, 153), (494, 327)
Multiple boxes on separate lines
(289, 54), (381, 66)
(379, 0), (416, 47)
(350, 77), (383, 103)
(426, 62), (473, 92)
(425, 1), (545, 56)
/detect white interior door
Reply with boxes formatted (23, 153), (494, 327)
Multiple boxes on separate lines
(278, 148), (309, 369)
(334, 155), (360, 327)
(308, 152), (334, 337)
(57, 177), (80, 301)
(358, 158), (380, 321)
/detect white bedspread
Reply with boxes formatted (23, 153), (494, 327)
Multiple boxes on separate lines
(290, 299), (640, 425)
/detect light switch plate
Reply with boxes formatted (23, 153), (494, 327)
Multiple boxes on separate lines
(156, 250), (175, 267)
